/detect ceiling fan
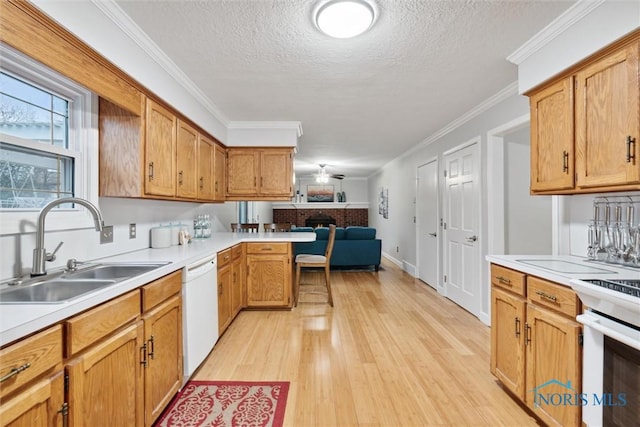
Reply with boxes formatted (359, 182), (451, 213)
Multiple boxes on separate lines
(315, 164), (345, 182)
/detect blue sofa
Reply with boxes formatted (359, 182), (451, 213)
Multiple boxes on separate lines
(292, 226), (382, 271)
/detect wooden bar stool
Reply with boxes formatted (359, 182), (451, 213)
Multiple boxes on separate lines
(230, 223), (259, 232)
(294, 224), (336, 307)
(263, 223), (292, 232)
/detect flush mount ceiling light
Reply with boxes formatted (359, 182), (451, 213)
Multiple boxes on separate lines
(315, 0), (375, 39)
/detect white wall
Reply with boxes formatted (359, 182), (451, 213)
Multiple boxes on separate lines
(0, 198), (238, 280)
(504, 126), (552, 254)
(294, 177), (368, 203)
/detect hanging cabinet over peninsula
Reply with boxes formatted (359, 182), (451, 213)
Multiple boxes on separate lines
(527, 30), (640, 195)
(226, 148), (294, 201)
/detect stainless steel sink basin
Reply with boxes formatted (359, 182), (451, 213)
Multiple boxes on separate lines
(0, 262), (169, 304)
(65, 263), (166, 280)
(0, 279), (117, 303)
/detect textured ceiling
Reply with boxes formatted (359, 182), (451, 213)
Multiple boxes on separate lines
(115, 0), (574, 178)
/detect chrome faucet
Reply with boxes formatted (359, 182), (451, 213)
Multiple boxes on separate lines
(31, 197), (104, 277)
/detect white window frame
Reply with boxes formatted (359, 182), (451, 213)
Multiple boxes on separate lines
(0, 44), (98, 235)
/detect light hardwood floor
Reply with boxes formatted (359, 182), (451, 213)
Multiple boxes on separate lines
(194, 260), (540, 426)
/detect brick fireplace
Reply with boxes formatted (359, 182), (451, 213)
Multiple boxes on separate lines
(273, 206), (368, 228)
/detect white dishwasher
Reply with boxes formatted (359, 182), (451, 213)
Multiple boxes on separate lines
(182, 254), (218, 380)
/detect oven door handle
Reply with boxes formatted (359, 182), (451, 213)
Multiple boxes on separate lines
(577, 313), (640, 351)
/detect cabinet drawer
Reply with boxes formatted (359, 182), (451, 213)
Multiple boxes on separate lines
(246, 242), (289, 254)
(218, 248), (232, 267)
(527, 276), (581, 318)
(0, 324), (63, 399)
(141, 270), (181, 312)
(490, 264), (526, 296)
(65, 290), (140, 357)
(232, 243), (243, 259)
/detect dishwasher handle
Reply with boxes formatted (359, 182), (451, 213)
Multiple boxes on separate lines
(184, 255), (217, 281)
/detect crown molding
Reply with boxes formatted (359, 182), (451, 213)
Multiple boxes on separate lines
(228, 121), (304, 137)
(507, 0), (605, 65)
(90, 0), (230, 125)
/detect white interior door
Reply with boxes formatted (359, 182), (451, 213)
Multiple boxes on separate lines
(443, 141), (480, 316)
(417, 160), (439, 289)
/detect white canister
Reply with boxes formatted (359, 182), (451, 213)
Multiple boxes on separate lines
(150, 226), (171, 248)
(170, 223), (180, 246)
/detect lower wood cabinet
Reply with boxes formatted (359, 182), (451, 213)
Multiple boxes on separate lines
(66, 320), (144, 427)
(246, 242), (291, 308)
(231, 243), (245, 317)
(490, 263), (582, 427)
(140, 272), (183, 426)
(218, 247), (233, 336)
(0, 271), (184, 427)
(0, 370), (65, 427)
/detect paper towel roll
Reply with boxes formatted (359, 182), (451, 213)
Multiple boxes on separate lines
(151, 226), (171, 248)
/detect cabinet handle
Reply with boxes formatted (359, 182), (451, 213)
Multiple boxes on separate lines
(148, 162), (155, 181)
(254, 177), (257, 187)
(58, 402), (69, 427)
(215, 181), (218, 192)
(200, 177), (204, 189)
(140, 343), (148, 368)
(0, 363), (30, 383)
(525, 323), (531, 345)
(535, 290), (557, 302)
(562, 150), (569, 173)
(178, 171), (183, 185)
(148, 335), (155, 360)
(495, 276), (512, 286)
(626, 136), (636, 163)
(515, 317), (521, 338)
(219, 283), (223, 296)
(261, 247), (273, 251)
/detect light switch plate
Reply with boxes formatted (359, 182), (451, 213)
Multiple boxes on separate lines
(129, 223), (136, 239)
(100, 225), (114, 244)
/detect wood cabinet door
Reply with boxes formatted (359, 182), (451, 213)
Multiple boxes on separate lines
(66, 321), (144, 427)
(525, 304), (582, 427)
(218, 263), (232, 335)
(576, 41), (640, 188)
(491, 287), (526, 400)
(259, 149), (293, 196)
(198, 135), (215, 201)
(0, 371), (64, 427)
(529, 77), (575, 192)
(142, 294), (183, 426)
(213, 143), (226, 201)
(246, 254), (291, 307)
(145, 99), (176, 197)
(231, 246), (244, 317)
(176, 120), (198, 199)
(226, 149), (259, 196)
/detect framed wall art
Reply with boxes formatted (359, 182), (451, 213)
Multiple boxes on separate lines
(307, 184), (334, 202)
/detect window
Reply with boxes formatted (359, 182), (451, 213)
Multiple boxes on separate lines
(0, 44), (97, 234)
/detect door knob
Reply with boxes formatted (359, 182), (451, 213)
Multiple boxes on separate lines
(466, 235), (477, 242)
(429, 232), (437, 237)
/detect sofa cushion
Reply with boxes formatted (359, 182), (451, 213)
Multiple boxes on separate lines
(291, 226), (313, 232)
(345, 226), (376, 240)
(314, 227), (345, 240)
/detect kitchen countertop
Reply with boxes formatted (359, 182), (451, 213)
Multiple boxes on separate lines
(486, 254), (640, 287)
(0, 232), (315, 346)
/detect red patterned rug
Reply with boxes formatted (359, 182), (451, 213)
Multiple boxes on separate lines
(155, 381), (289, 427)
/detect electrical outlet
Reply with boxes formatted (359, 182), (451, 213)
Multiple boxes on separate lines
(396, 246), (399, 253)
(129, 223), (137, 239)
(100, 225), (114, 244)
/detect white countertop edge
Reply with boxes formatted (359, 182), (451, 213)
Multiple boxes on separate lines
(485, 254), (640, 287)
(1, 232), (315, 346)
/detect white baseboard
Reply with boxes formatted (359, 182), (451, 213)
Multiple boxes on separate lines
(381, 253), (416, 277)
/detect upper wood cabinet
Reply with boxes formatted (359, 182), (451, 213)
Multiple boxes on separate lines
(100, 97), (226, 203)
(575, 41), (640, 188)
(176, 120), (199, 199)
(529, 77), (574, 192)
(213, 143), (227, 202)
(527, 31), (640, 194)
(145, 99), (177, 197)
(226, 148), (294, 200)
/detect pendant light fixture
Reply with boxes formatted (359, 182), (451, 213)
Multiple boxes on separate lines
(315, 0), (375, 39)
